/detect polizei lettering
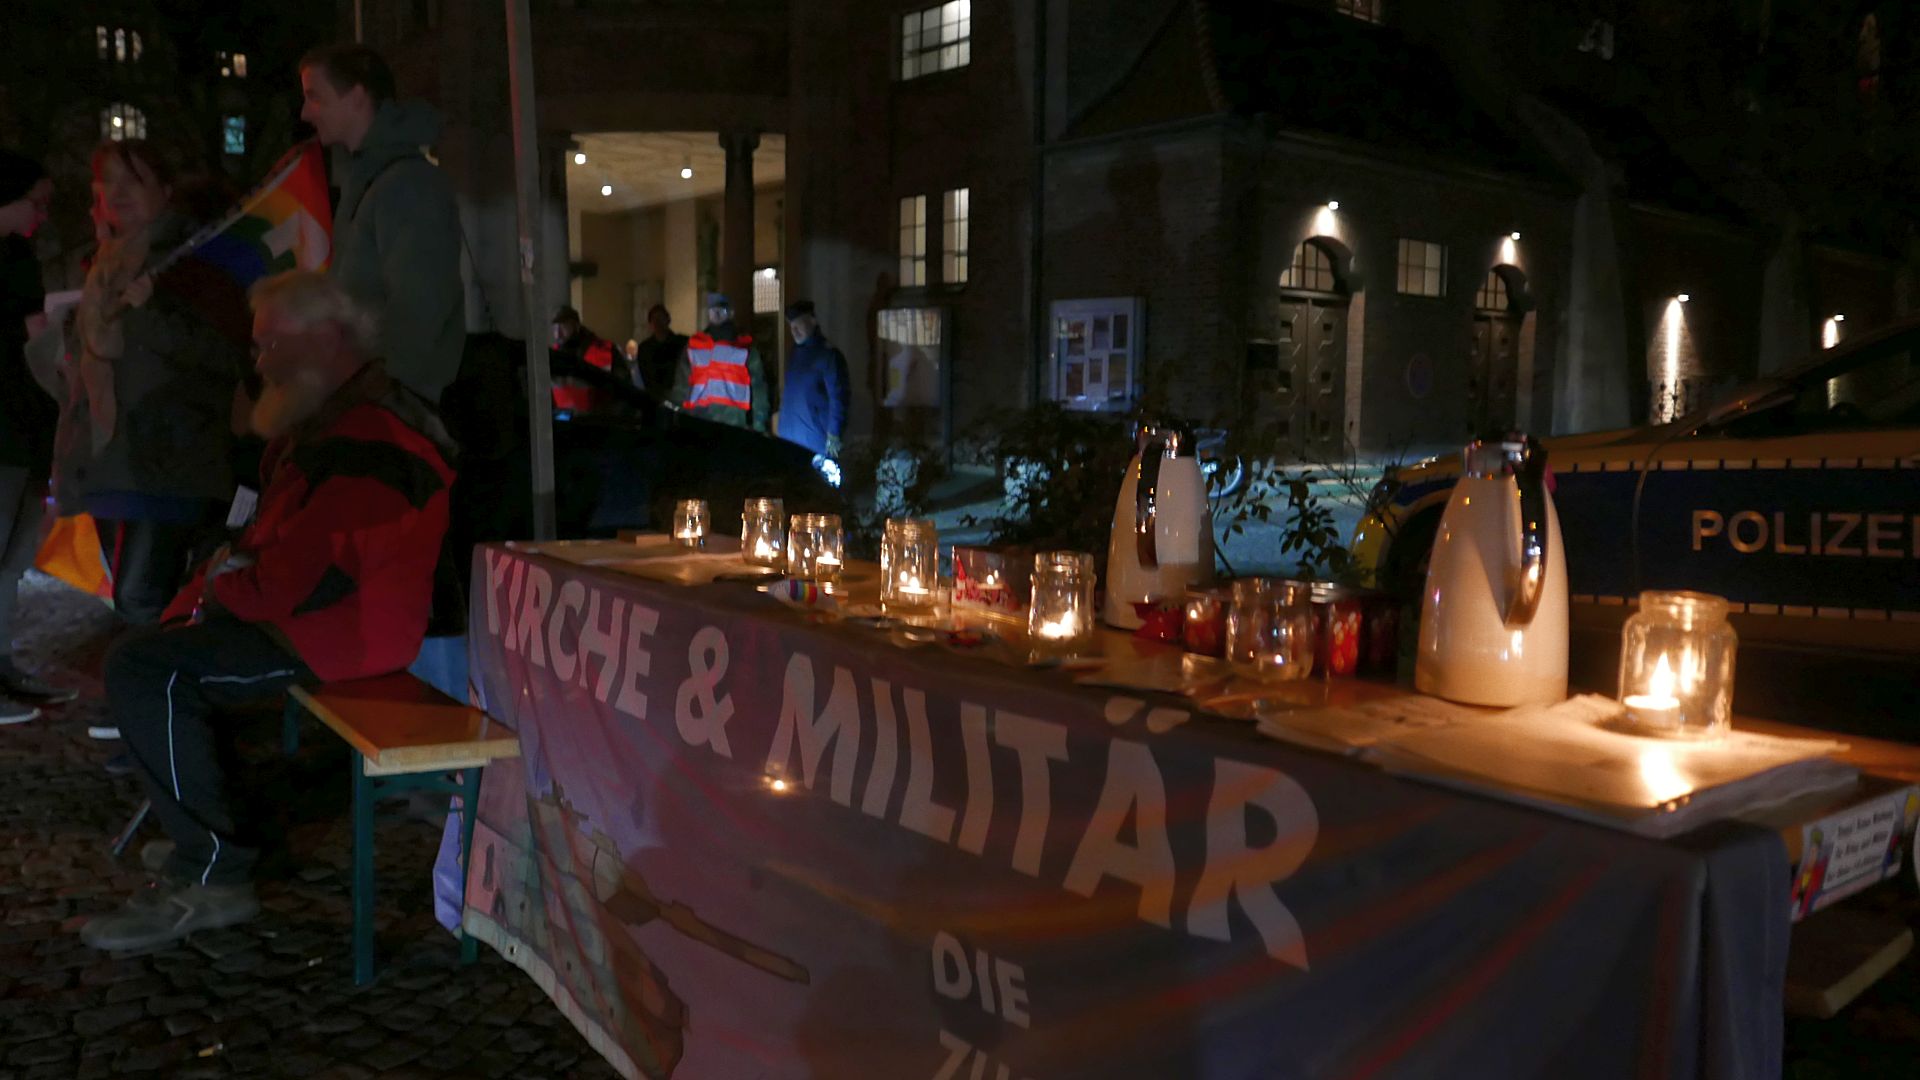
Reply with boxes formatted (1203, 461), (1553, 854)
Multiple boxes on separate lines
(1691, 510), (1920, 558)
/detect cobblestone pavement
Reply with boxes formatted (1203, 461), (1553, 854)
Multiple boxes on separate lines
(0, 574), (616, 1080)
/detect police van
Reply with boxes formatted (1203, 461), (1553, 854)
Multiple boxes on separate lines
(1352, 320), (1920, 662)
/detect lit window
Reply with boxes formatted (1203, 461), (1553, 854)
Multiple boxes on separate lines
(901, 1), (971, 80)
(218, 51), (231, 77)
(899, 195), (927, 287)
(132, 31), (142, 61)
(96, 26), (108, 59)
(1475, 269), (1510, 311)
(101, 103), (147, 142)
(223, 116), (246, 156)
(1279, 241), (1337, 292)
(114, 28), (126, 62)
(877, 307), (945, 411)
(234, 52), (247, 77)
(1396, 239), (1446, 298)
(942, 188), (969, 284)
(753, 267), (781, 314)
(1336, 0), (1383, 24)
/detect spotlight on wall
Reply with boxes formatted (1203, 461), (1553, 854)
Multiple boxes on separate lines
(599, 184), (613, 197)
(1834, 313), (1846, 322)
(573, 151), (586, 165)
(1510, 231), (1521, 240)
(759, 267), (777, 280)
(1326, 200), (1340, 211)
(1676, 293), (1690, 303)
(680, 160), (694, 180)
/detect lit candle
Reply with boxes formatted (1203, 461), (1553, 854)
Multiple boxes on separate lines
(1035, 614), (1078, 640)
(1624, 653), (1681, 730)
(818, 554), (841, 568)
(898, 574), (929, 597)
(753, 536), (776, 561)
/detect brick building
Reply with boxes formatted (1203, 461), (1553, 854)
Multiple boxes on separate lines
(349, 0), (1916, 457)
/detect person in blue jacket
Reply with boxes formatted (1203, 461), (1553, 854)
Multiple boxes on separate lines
(778, 300), (849, 458)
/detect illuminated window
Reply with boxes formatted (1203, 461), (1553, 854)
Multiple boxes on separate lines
(1050, 298), (1142, 411)
(132, 31), (143, 61)
(753, 267), (781, 314)
(899, 195), (927, 287)
(1279, 241), (1337, 292)
(1396, 239), (1446, 298)
(101, 103), (147, 141)
(1475, 269), (1510, 311)
(96, 26), (108, 59)
(901, 1), (971, 80)
(942, 188), (969, 284)
(114, 28), (127, 62)
(234, 52), (247, 77)
(219, 50), (248, 78)
(223, 116), (246, 156)
(1336, 0), (1383, 24)
(877, 307), (946, 413)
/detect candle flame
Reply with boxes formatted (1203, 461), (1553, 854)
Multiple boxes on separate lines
(1649, 653), (1674, 699)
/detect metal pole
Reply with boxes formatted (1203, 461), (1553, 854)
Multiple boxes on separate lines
(506, 0), (557, 539)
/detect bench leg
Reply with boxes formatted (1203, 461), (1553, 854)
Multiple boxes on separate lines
(281, 697), (300, 757)
(352, 752), (376, 986)
(457, 767), (482, 965)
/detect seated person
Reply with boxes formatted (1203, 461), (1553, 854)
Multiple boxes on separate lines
(80, 271), (456, 952)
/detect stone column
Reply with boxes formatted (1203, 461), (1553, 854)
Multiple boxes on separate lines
(720, 131), (760, 318)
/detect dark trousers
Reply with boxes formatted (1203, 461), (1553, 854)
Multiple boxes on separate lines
(99, 518), (217, 626)
(106, 617), (312, 886)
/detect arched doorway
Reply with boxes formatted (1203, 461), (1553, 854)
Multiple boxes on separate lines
(1470, 265), (1527, 434)
(1253, 239), (1351, 457)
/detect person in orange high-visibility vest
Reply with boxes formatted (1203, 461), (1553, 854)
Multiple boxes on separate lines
(671, 293), (769, 431)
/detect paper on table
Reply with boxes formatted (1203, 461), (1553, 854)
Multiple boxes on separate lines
(1255, 694), (1483, 755)
(1365, 694), (1848, 812)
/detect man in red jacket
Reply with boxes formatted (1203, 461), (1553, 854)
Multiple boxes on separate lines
(81, 271), (455, 952)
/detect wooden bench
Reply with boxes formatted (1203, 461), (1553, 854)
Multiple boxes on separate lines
(282, 673), (520, 986)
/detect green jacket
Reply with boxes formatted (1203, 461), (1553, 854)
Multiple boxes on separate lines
(330, 101), (465, 404)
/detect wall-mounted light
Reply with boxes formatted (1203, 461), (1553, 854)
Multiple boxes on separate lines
(1326, 200), (1340, 211)
(573, 151), (586, 165)
(680, 159), (694, 180)
(1510, 231), (1521, 241)
(1833, 313), (1846, 323)
(599, 184), (612, 197)
(759, 267), (777, 280)
(1676, 293), (1690, 303)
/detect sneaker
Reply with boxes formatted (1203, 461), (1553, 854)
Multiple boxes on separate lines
(0, 662), (78, 705)
(87, 724), (121, 740)
(1, 699), (39, 726)
(79, 878), (260, 952)
(138, 839), (175, 874)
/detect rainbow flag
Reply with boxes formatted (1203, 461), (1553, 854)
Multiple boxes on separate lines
(166, 141), (333, 285)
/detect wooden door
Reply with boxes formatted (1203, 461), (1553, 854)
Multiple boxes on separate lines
(1469, 313), (1521, 435)
(1270, 297), (1348, 458)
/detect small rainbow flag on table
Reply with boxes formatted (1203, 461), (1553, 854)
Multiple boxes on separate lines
(159, 140), (333, 285)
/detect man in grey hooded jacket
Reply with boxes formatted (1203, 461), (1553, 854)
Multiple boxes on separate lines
(299, 44), (464, 404)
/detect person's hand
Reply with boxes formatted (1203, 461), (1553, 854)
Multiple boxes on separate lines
(122, 274), (154, 309)
(824, 434), (842, 459)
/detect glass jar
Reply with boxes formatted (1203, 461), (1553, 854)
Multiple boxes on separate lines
(1182, 586), (1228, 658)
(787, 513), (845, 586)
(881, 518), (938, 613)
(741, 497), (785, 567)
(671, 499), (709, 548)
(1618, 591), (1737, 739)
(1226, 578), (1314, 682)
(1028, 551), (1096, 653)
(1306, 581), (1365, 678)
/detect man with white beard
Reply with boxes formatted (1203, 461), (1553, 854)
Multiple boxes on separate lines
(80, 271), (456, 952)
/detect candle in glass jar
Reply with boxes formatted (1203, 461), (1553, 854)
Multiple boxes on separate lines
(1035, 614), (1079, 640)
(1624, 653), (1681, 730)
(671, 499), (709, 547)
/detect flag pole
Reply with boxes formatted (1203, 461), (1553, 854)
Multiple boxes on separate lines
(506, 0), (557, 540)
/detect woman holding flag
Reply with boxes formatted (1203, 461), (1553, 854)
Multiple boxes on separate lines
(52, 141), (252, 629)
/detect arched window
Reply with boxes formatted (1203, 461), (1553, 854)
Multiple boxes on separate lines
(1279, 240), (1340, 293)
(1475, 268), (1511, 312)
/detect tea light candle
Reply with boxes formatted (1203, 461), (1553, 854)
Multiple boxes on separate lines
(741, 497), (785, 568)
(1028, 551), (1095, 653)
(1034, 614), (1079, 640)
(1623, 653), (1681, 731)
(882, 519), (940, 613)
